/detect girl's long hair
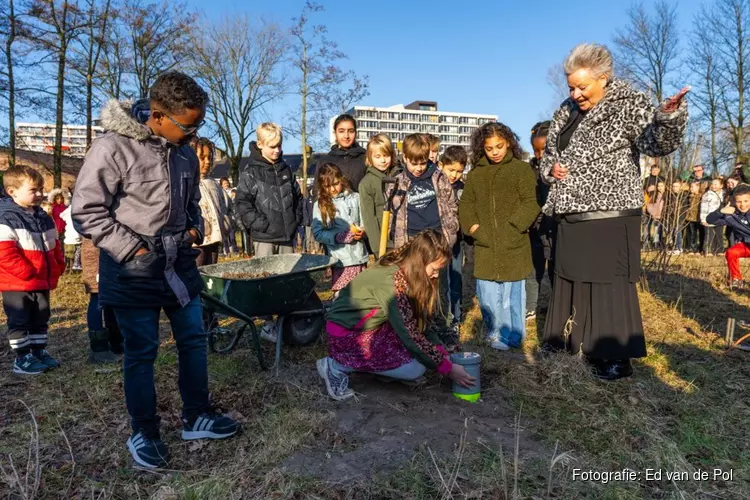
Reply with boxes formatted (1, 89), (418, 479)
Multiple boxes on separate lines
(470, 122), (524, 166)
(315, 163), (350, 227)
(380, 229), (451, 326)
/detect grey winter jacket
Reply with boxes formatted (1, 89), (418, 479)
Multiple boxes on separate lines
(541, 79), (688, 216)
(71, 99), (204, 308)
(312, 191), (368, 267)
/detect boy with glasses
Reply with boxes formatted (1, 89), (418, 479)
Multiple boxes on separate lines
(72, 71), (237, 469)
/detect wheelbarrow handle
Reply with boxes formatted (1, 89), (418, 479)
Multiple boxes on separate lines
(200, 292), (270, 370)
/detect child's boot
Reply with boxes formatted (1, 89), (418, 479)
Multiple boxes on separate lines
(88, 330), (120, 364)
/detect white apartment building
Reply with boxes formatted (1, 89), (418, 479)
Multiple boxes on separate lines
(330, 101), (497, 154)
(16, 122), (105, 157)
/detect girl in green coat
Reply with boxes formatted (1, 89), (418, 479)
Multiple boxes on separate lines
(459, 123), (540, 350)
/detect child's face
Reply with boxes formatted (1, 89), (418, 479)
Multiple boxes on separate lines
(711, 180), (722, 192)
(335, 120), (356, 149)
(532, 136), (547, 160)
(657, 182), (666, 193)
(671, 182), (681, 193)
(196, 145), (213, 177)
(728, 178), (739, 190)
(650, 166), (660, 176)
(259, 138), (282, 162)
(221, 179), (230, 190)
(484, 135), (508, 164)
(9, 180), (44, 209)
(370, 150), (392, 172)
(151, 106), (205, 145)
(326, 180), (343, 197)
(405, 158), (428, 177)
(690, 183), (700, 194)
(428, 149), (439, 163)
(440, 162), (466, 184)
(54, 194), (63, 204)
(736, 194), (750, 213)
(425, 257), (448, 279)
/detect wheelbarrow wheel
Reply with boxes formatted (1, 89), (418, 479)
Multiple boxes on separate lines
(282, 314), (325, 346)
(206, 311), (247, 354)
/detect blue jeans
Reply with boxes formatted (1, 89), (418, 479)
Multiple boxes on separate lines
(447, 241), (463, 324)
(113, 296), (209, 434)
(476, 279), (526, 347)
(330, 357), (427, 380)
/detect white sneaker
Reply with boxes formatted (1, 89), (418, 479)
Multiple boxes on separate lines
(316, 358), (354, 401)
(260, 322), (278, 343)
(487, 337), (510, 351)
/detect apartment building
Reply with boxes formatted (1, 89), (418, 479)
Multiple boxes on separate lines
(16, 122), (105, 157)
(329, 100), (497, 154)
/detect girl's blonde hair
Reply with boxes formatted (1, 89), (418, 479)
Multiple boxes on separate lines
(315, 163), (350, 227)
(366, 134), (395, 168)
(380, 229), (451, 327)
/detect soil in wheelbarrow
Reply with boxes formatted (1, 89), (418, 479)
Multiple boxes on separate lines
(218, 271), (274, 280)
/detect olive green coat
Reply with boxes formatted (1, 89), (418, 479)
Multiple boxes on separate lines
(459, 153), (540, 282)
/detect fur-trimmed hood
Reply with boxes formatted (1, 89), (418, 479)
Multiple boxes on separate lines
(48, 187), (69, 204)
(100, 99), (152, 141)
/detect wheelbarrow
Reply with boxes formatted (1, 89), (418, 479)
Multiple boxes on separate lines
(199, 254), (339, 372)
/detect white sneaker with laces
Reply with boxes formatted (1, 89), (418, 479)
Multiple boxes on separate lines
(487, 337), (510, 351)
(316, 357), (354, 401)
(259, 322), (278, 343)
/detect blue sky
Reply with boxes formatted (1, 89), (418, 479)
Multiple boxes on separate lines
(184, 0), (704, 153)
(4, 0), (706, 154)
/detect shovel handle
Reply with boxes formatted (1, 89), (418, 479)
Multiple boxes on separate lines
(379, 210), (392, 258)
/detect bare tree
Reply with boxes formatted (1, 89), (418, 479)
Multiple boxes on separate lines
(613, 1), (680, 103)
(25, 0), (87, 187)
(1, 0), (19, 163)
(189, 16), (287, 183)
(96, 12), (130, 99)
(704, 0), (750, 160)
(687, 14), (723, 173)
(121, 0), (194, 97)
(546, 63), (569, 102)
(288, 1), (369, 195)
(68, 0), (111, 149)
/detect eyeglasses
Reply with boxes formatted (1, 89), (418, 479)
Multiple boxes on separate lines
(156, 109), (205, 136)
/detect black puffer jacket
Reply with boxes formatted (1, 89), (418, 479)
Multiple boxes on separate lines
(316, 143), (367, 191)
(235, 143), (302, 243)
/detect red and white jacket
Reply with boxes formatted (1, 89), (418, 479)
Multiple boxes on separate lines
(0, 198), (65, 291)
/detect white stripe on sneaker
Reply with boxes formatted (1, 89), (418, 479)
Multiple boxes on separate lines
(196, 417), (207, 432)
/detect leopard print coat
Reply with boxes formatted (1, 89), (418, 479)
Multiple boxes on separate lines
(541, 79), (688, 216)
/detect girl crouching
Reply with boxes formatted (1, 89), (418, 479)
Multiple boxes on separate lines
(317, 229), (476, 400)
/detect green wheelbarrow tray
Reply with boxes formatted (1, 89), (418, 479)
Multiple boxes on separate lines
(199, 254), (339, 372)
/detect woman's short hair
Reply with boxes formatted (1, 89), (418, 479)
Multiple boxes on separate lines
(564, 43), (614, 81)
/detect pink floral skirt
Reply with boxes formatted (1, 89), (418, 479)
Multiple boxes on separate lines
(331, 264), (367, 291)
(328, 321), (413, 372)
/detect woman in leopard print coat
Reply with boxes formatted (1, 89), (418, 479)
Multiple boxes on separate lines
(540, 43), (688, 380)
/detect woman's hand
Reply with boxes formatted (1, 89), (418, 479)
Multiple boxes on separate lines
(721, 205), (736, 215)
(469, 224), (480, 234)
(663, 86), (690, 113)
(551, 163), (569, 181)
(449, 364), (477, 389)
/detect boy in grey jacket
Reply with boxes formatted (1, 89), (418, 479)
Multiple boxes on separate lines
(72, 72), (236, 469)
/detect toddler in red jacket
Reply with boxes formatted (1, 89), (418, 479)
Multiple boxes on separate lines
(0, 165), (65, 374)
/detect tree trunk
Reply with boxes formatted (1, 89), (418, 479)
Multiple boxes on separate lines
(86, 73), (93, 149)
(54, 40), (67, 188)
(300, 46), (308, 198)
(5, 0), (16, 167)
(230, 155), (240, 186)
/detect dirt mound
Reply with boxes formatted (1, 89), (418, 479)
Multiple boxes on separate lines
(281, 367), (549, 482)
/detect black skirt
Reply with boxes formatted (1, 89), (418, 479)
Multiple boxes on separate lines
(542, 215), (646, 360)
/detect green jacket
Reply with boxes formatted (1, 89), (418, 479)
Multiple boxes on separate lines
(359, 165), (398, 257)
(326, 264), (445, 369)
(459, 153), (540, 282)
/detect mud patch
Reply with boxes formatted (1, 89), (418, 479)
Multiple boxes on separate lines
(281, 366), (549, 482)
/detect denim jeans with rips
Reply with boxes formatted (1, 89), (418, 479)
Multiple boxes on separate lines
(113, 296), (209, 434)
(476, 279), (526, 347)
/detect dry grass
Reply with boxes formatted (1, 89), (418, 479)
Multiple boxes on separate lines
(0, 256), (749, 499)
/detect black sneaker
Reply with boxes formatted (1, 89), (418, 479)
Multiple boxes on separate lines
(12, 353), (48, 375)
(32, 349), (60, 369)
(126, 431), (169, 469)
(593, 359), (633, 381)
(182, 409), (238, 440)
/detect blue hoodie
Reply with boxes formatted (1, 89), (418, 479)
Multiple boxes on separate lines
(707, 208), (750, 244)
